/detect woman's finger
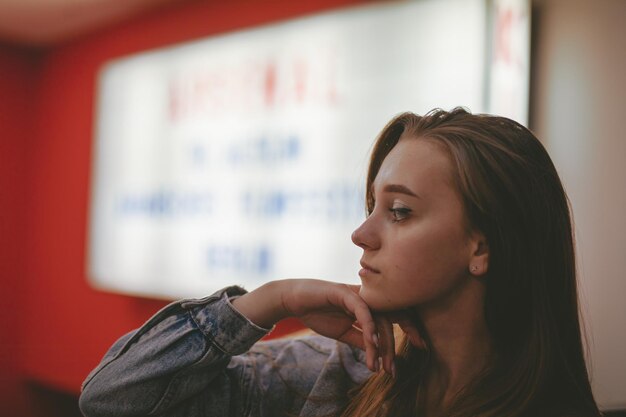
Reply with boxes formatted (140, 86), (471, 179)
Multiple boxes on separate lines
(340, 288), (379, 372)
(353, 304), (379, 372)
(345, 284), (361, 295)
(337, 325), (366, 350)
(375, 315), (396, 376)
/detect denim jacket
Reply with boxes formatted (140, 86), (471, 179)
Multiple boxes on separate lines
(79, 286), (372, 417)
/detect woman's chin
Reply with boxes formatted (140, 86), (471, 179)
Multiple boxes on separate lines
(359, 287), (397, 311)
(359, 286), (425, 312)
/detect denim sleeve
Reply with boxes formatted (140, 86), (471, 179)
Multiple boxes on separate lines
(79, 286), (272, 417)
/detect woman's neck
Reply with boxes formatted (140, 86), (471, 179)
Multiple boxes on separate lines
(416, 278), (494, 413)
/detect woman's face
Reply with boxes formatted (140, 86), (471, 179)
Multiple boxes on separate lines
(352, 137), (479, 311)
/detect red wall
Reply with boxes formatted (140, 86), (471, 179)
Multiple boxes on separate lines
(0, 43), (39, 416)
(0, 0), (366, 410)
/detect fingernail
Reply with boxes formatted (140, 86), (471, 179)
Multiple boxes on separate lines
(372, 333), (379, 348)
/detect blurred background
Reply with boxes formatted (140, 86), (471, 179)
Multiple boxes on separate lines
(0, 0), (624, 415)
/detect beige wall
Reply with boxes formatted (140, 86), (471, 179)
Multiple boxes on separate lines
(530, 0), (626, 410)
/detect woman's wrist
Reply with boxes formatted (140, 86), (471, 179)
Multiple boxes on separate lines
(230, 280), (290, 329)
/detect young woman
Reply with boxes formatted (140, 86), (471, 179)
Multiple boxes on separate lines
(79, 108), (601, 417)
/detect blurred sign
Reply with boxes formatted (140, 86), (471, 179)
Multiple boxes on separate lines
(88, 0), (525, 299)
(487, 0), (531, 123)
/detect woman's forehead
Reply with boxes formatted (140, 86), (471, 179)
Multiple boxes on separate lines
(373, 139), (454, 191)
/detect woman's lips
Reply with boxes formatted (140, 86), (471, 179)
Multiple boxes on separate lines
(359, 260), (380, 277)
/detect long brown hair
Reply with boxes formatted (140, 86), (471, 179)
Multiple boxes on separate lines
(340, 108), (600, 417)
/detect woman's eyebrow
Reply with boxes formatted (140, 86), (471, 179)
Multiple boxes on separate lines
(371, 183), (421, 198)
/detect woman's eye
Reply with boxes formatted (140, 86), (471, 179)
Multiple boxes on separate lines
(389, 206), (411, 222)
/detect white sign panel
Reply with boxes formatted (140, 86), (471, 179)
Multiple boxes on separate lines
(89, 0), (491, 299)
(487, 0), (531, 124)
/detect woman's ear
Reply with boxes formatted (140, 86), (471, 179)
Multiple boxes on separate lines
(469, 234), (489, 276)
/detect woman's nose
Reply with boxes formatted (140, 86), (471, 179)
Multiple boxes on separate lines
(351, 217), (379, 250)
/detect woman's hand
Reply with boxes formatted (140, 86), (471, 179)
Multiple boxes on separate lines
(231, 279), (424, 375)
(232, 279), (385, 372)
(365, 310), (427, 376)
